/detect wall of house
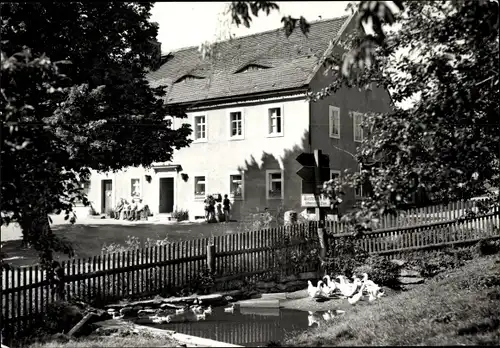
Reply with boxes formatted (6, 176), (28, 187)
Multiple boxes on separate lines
(169, 97), (310, 220)
(87, 96), (311, 221)
(308, 65), (393, 213)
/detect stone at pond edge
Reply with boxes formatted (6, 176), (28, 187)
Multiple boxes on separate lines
(398, 276), (425, 285)
(400, 269), (421, 277)
(256, 281), (276, 289)
(280, 274), (298, 283)
(283, 280), (307, 292)
(391, 259), (406, 267)
(276, 283), (288, 291)
(298, 271), (319, 280)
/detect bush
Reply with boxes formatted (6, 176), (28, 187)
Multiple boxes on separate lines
(354, 256), (401, 288)
(324, 236), (369, 277)
(171, 209), (189, 221)
(473, 239), (500, 256)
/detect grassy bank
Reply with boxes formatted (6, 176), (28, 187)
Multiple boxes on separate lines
(288, 255), (500, 346)
(26, 331), (178, 348)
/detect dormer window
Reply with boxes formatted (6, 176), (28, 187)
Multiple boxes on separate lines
(175, 74), (204, 83)
(235, 64), (271, 74)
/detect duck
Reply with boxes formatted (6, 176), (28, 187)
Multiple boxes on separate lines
(322, 310), (332, 321)
(322, 275), (339, 296)
(204, 305), (213, 315)
(361, 273), (378, 289)
(224, 304), (235, 313)
(190, 305), (204, 314)
(337, 276), (362, 297)
(307, 311), (321, 327)
(348, 283), (366, 305)
(307, 280), (323, 299)
(175, 308), (185, 315)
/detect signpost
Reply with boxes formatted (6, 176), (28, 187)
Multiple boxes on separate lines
(296, 149), (331, 275)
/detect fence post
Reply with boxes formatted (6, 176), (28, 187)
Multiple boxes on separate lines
(206, 243), (216, 275)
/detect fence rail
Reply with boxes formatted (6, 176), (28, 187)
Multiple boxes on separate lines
(2, 202), (500, 342)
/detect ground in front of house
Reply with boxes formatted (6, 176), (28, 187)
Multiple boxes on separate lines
(284, 255), (500, 346)
(1, 215), (248, 267)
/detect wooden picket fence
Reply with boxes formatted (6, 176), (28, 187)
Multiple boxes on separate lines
(324, 197), (499, 233)
(1, 223), (318, 340)
(1, 204), (499, 342)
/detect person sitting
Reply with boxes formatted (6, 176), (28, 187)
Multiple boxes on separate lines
(115, 198), (125, 220)
(133, 199), (145, 221)
(122, 201), (131, 220)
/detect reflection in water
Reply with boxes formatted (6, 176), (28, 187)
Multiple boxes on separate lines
(143, 307), (317, 346)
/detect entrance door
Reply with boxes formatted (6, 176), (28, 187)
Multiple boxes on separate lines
(101, 179), (113, 214)
(159, 178), (174, 213)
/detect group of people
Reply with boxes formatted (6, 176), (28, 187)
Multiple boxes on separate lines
(204, 194), (231, 223)
(114, 198), (149, 221)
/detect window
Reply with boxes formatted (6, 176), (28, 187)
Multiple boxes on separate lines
(266, 170), (284, 200)
(330, 170), (341, 183)
(329, 106), (340, 138)
(268, 106), (283, 137)
(131, 178), (141, 197)
(229, 174), (244, 199)
(194, 176), (206, 198)
(229, 110), (244, 139)
(352, 111), (364, 142)
(164, 115), (173, 129)
(194, 115), (207, 141)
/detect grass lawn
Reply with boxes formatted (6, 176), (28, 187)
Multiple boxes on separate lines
(26, 332), (178, 348)
(287, 255), (500, 346)
(1, 218), (243, 267)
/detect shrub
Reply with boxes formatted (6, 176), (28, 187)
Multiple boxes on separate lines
(473, 239), (500, 256)
(324, 236), (368, 277)
(354, 256), (401, 287)
(171, 208), (189, 221)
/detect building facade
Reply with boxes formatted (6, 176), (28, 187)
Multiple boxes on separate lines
(86, 14), (392, 221)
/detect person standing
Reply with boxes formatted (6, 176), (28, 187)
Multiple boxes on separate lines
(223, 194), (231, 223)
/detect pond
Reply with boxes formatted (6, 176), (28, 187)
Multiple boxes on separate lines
(138, 306), (334, 347)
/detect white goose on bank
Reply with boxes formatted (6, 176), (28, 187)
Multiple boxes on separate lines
(337, 276), (362, 297)
(307, 280), (327, 299)
(224, 304), (235, 313)
(347, 283), (366, 305)
(322, 275), (340, 296)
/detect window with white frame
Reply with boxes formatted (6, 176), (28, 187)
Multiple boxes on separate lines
(229, 111), (244, 139)
(229, 174), (243, 199)
(329, 106), (340, 138)
(164, 115), (173, 129)
(194, 115), (207, 141)
(194, 176), (206, 198)
(352, 111), (364, 142)
(266, 170), (283, 200)
(268, 107), (283, 136)
(330, 170), (341, 183)
(131, 178), (141, 197)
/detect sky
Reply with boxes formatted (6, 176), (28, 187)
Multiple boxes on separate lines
(150, 1), (351, 53)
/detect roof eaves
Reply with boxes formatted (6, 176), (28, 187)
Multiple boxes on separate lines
(304, 12), (357, 85)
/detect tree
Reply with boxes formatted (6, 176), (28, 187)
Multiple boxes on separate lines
(1, 3), (192, 270)
(229, 0), (499, 230)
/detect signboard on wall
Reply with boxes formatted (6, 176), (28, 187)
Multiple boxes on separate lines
(301, 194), (331, 208)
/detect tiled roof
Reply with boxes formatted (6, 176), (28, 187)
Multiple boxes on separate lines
(147, 16), (350, 105)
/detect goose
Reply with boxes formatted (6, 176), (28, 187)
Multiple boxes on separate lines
(151, 316), (163, 324)
(175, 308), (185, 315)
(361, 273), (378, 289)
(224, 304), (235, 313)
(319, 282), (332, 298)
(322, 275), (339, 296)
(348, 283), (366, 305)
(190, 305), (204, 314)
(322, 310), (332, 321)
(204, 305), (213, 315)
(307, 280), (323, 299)
(111, 312), (124, 320)
(307, 311), (321, 327)
(337, 276), (362, 297)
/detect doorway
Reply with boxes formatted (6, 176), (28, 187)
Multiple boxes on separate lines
(101, 179), (113, 214)
(159, 177), (174, 213)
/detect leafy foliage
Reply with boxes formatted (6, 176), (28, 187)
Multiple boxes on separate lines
(1, 3), (192, 269)
(325, 236), (369, 277)
(354, 256), (401, 287)
(229, 0), (500, 233)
